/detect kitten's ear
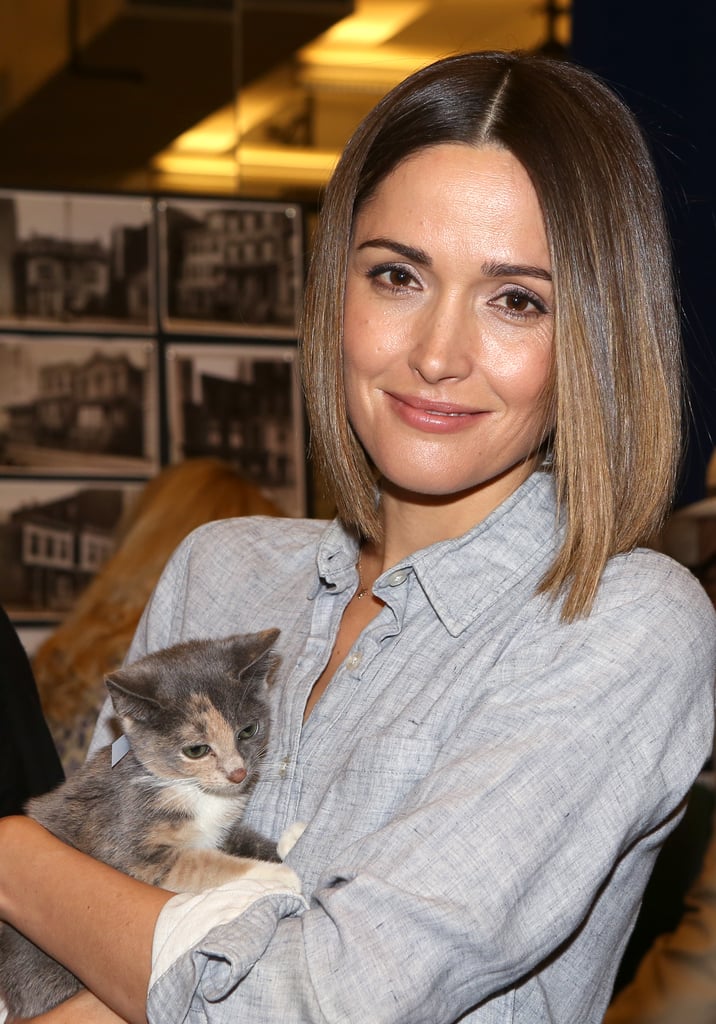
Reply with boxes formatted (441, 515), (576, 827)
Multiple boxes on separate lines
(232, 628), (280, 689)
(106, 669), (163, 724)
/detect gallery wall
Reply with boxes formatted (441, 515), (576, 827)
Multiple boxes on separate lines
(0, 187), (306, 644)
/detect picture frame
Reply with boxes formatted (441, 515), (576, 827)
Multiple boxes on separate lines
(0, 190), (156, 333)
(165, 341), (306, 517)
(13, 622), (58, 655)
(0, 334), (160, 478)
(158, 197), (303, 337)
(0, 478), (143, 620)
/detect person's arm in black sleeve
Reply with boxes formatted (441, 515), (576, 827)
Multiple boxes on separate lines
(0, 605), (64, 816)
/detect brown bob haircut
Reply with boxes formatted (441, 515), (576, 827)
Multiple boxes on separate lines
(301, 50), (682, 620)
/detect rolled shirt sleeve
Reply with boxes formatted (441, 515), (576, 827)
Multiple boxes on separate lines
(149, 884), (307, 1022)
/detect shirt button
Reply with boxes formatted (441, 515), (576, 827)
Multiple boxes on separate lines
(346, 651), (362, 669)
(386, 569), (409, 586)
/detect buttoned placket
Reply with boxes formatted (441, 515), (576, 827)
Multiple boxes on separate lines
(276, 563), (414, 828)
(263, 562), (358, 832)
(341, 563), (414, 681)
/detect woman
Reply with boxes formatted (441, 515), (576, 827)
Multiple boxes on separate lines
(1, 50), (714, 1024)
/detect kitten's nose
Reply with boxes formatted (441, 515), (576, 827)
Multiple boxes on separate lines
(227, 766), (247, 784)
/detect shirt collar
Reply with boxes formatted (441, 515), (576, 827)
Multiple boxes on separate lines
(315, 471), (562, 635)
(408, 471), (562, 635)
(315, 519), (361, 596)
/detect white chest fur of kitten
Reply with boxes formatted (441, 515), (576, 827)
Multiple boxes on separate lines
(151, 777), (249, 849)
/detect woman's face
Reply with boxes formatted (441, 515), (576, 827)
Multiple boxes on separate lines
(343, 143), (554, 516)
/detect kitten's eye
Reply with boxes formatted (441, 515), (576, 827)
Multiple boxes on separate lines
(182, 743), (211, 759)
(237, 723), (259, 741)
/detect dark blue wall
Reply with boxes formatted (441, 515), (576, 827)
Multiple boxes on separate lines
(571, 3), (716, 505)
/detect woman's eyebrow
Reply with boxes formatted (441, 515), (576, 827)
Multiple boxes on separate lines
(483, 260), (553, 282)
(354, 242), (552, 283)
(355, 237), (432, 266)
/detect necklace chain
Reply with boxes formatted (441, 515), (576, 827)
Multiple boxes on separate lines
(355, 545), (369, 600)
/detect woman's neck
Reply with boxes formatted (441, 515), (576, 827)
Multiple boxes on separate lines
(377, 470), (533, 571)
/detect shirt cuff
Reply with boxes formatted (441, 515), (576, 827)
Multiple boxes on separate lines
(151, 861), (304, 985)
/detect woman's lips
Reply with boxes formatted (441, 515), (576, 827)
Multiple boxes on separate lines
(385, 391), (486, 433)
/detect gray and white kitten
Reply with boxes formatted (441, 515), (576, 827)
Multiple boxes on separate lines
(0, 628), (296, 1019)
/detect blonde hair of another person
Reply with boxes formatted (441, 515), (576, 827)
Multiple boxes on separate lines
(33, 459), (281, 769)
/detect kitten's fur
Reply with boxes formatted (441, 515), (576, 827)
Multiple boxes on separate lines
(0, 628), (297, 1019)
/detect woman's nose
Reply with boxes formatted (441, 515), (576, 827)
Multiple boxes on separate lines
(408, 299), (474, 384)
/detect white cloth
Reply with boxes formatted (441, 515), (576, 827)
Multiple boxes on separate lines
(151, 863), (305, 989)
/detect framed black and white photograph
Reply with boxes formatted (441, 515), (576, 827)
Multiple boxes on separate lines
(0, 335), (160, 477)
(166, 342), (306, 517)
(158, 197), (303, 337)
(0, 190), (155, 332)
(0, 478), (143, 620)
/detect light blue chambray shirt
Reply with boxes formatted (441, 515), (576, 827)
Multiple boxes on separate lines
(92, 471), (716, 1023)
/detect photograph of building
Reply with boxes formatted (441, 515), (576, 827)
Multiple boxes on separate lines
(166, 342), (305, 516)
(0, 191), (154, 331)
(0, 335), (158, 476)
(159, 198), (302, 336)
(0, 480), (140, 616)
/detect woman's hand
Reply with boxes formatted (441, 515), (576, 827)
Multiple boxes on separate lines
(7, 989), (130, 1023)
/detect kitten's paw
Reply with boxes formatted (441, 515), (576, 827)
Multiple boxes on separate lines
(162, 849), (300, 893)
(277, 821), (307, 860)
(240, 859), (302, 894)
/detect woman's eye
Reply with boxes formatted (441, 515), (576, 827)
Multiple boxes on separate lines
(504, 292), (531, 312)
(493, 288), (548, 317)
(367, 264), (420, 291)
(237, 722), (259, 741)
(182, 743), (211, 759)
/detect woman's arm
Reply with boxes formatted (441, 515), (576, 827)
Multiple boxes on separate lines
(0, 816), (172, 1024)
(11, 989), (130, 1024)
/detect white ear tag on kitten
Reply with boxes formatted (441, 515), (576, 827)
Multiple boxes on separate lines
(111, 734), (131, 767)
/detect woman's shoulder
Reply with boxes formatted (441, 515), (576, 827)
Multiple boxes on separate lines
(603, 546), (714, 614)
(129, 516), (334, 643)
(178, 514), (332, 564)
(593, 546), (716, 667)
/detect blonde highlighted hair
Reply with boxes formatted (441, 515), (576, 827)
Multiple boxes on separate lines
(34, 459), (281, 724)
(302, 51), (682, 620)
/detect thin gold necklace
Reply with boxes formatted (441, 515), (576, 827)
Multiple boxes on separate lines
(355, 545), (369, 600)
